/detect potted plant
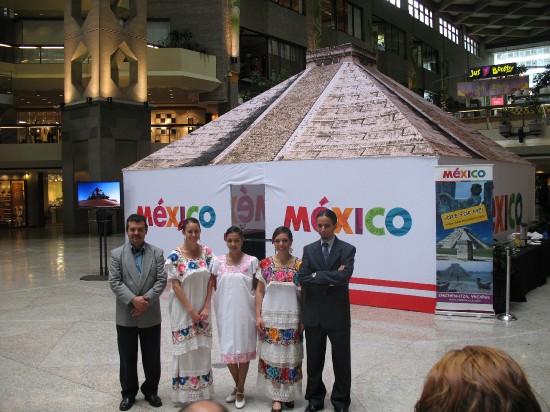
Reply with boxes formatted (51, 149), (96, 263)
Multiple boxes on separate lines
(525, 96), (545, 135)
(498, 107), (513, 136)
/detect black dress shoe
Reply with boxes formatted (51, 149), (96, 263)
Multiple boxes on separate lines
(304, 404), (323, 412)
(333, 408), (349, 412)
(144, 394), (162, 407)
(284, 401), (295, 409)
(119, 396), (135, 411)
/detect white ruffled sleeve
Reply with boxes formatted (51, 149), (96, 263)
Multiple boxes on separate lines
(210, 255), (219, 276)
(165, 249), (180, 281)
(203, 246), (216, 273)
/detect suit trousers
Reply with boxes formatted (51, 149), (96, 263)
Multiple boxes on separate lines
(305, 325), (351, 410)
(116, 323), (161, 398)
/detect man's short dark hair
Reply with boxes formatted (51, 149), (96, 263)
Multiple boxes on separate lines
(317, 209), (338, 225)
(126, 213), (148, 231)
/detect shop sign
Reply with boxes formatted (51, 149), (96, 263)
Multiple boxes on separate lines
(468, 62), (517, 80)
(457, 76), (529, 98)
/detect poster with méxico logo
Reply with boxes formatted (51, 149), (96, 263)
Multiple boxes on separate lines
(435, 165), (494, 316)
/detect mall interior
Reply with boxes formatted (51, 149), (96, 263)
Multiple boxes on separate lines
(0, 0), (549, 233)
(0, 1), (550, 411)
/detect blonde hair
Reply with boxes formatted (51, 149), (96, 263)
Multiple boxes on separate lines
(415, 345), (541, 412)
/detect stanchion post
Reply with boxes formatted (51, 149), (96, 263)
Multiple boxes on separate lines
(103, 211), (109, 276)
(80, 209), (109, 281)
(98, 209), (104, 276)
(497, 247), (517, 322)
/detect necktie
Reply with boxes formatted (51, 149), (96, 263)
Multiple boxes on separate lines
(322, 242), (330, 263)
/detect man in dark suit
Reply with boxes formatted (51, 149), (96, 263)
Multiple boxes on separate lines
(109, 214), (167, 411)
(298, 209), (356, 412)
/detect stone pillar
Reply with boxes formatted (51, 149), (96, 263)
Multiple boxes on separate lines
(62, 0), (150, 233)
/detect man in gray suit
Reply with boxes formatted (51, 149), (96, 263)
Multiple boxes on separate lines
(298, 209), (356, 412)
(109, 214), (167, 411)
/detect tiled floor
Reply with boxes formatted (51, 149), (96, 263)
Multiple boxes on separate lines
(0, 226), (549, 412)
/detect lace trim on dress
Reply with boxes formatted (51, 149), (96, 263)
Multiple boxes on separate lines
(220, 350), (256, 364)
(262, 310), (301, 328)
(172, 334), (212, 356)
(256, 373), (303, 402)
(172, 386), (214, 404)
(258, 342), (303, 366)
(172, 370), (214, 403)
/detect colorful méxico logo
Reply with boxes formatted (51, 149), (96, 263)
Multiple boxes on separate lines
(284, 197), (412, 237)
(136, 198), (216, 228)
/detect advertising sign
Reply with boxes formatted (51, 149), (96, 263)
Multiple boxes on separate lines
(457, 76), (529, 98)
(435, 165), (494, 316)
(468, 62), (517, 80)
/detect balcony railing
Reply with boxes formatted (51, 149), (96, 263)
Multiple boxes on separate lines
(0, 44), (70, 64)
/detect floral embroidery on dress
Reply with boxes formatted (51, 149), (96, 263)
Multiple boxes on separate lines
(259, 327), (302, 345)
(172, 371), (213, 390)
(258, 359), (302, 385)
(168, 246), (213, 278)
(259, 257), (300, 285)
(172, 321), (212, 344)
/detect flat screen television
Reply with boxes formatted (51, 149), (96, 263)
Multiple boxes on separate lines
(77, 181), (122, 208)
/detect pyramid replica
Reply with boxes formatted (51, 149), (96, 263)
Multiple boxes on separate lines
(124, 43), (533, 313)
(128, 43), (527, 170)
(437, 228), (491, 249)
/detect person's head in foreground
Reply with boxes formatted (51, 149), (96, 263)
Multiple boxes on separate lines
(415, 345), (541, 412)
(179, 400), (229, 412)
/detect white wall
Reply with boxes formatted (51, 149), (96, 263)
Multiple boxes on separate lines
(123, 156), (439, 312)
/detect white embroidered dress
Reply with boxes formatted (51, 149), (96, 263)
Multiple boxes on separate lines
(256, 257), (303, 402)
(166, 246), (214, 403)
(212, 254), (258, 363)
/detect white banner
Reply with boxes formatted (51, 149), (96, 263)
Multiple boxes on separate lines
(124, 157), (438, 313)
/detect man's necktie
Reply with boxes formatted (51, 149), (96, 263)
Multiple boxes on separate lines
(322, 242), (330, 263)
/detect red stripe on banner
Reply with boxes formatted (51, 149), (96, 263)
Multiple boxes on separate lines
(350, 289), (436, 313)
(350, 277), (436, 292)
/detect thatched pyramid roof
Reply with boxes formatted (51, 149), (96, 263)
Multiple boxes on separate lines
(127, 43), (529, 171)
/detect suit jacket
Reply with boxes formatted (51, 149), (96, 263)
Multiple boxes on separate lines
(109, 242), (167, 328)
(298, 236), (356, 329)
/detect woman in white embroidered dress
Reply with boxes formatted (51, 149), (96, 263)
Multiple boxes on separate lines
(212, 226), (258, 409)
(255, 226), (303, 412)
(166, 217), (215, 404)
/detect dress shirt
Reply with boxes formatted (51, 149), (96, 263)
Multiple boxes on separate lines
(131, 244), (146, 276)
(320, 236), (336, 255)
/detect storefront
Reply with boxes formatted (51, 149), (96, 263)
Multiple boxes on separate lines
(46, 173), (63, 225)
(0, 176), (26, 228)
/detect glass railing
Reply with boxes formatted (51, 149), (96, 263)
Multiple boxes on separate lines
(0, 44), (87, 64)
(0, 125), (61, 144)
(1, 42), (160, 64)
